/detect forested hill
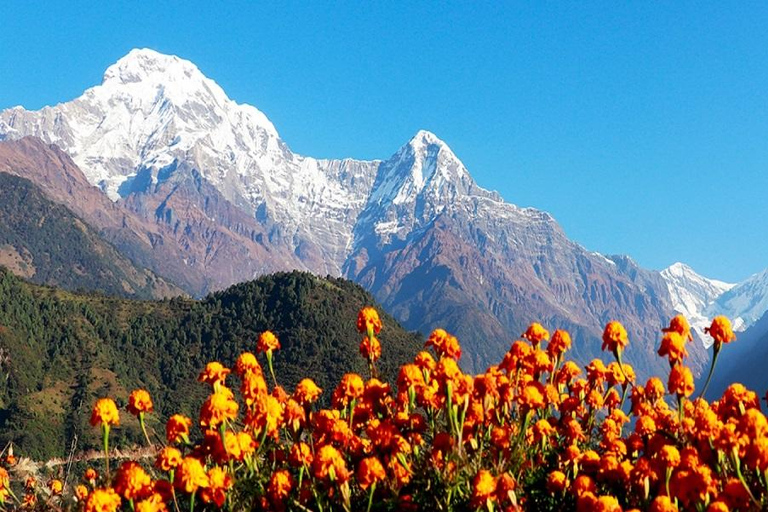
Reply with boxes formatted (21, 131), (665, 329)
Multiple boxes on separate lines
(0, 172), (180, 299)
(0, 269), (423, 459)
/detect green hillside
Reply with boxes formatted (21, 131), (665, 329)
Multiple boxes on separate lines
(0, 172), (179, 299)
(0, 268), (423, 459)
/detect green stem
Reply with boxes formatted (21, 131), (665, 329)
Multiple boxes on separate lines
(139, 413), (153, 448)
(698, 344), (721, 399)
(103, 424), (110, 481)
(267, 351), (278, 388)
(366, 482), (376, 512)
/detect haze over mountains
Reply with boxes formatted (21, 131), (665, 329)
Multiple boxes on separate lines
(1, 48), (766, 376)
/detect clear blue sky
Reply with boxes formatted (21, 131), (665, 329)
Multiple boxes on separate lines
(2, 2), (767, 282)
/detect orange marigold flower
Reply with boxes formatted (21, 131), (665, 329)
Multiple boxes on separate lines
(75, 484), (89, 501)
(135, 493), (168, 512)
(595, 495), (621, 512)
(90, 398), (120, 427)
(114, 461), (152, 501)
(668, 365), (695, 398)
(471, 470), (497, 507)
(84, 488), (121, 512)
(425, 328), (462, 360)
(546, 470), (568, 493)
(649, 497), (678, 512)
(658, 331), (688, 366)
(267, 469), (294, 504)
(289, 442), (313, 468)
(706, 501), (730, 512)
(658, 445), (681, 469)
(663, 314), (693, 342)
(547, 329), (572, 357)
(522, 322), (550, 346)
(199, 466), (232, 508)
(360, 335), (382, 362)
(357, 457), (387, 490)
(84, 467), (98, 482)
(198, 362), (231, 388)
(519, 382), (545, 410)
(174, 457), (209, 494)
(200, 389), (239, 428)
(705, 316), (736, 348)
(357, 307), (383, 336)
(313, 444), (349, 482)
(332, 373), (365, 408)
(127, 389), (154, 416)
(234, 352), (262, 377)
(602, 321), (629, 353)
(155, 447), (182, 473)
(294, 378), (323, 405)
(166, 414), (192, 444)
(256, 330), (281, 353)
(236, 431), (257, 458)
(414, 351), (436, 371)
(571, 474), (596, 497)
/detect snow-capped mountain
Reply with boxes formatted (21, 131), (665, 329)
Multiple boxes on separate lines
(0, 48), (718, 376)
(0, 48), (377, 275)
(660, 262), (736, 342)
(707, 267), (768, 332)
(660, 262), (768, 346)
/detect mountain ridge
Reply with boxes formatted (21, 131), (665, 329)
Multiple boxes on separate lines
(0, 48), (749, 377)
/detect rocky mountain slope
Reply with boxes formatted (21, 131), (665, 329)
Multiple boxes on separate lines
(0, 49), (718, 376)
(0, 171), (179, 299)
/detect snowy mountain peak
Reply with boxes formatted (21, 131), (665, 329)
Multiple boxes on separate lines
(660, 262), (738, 345)
(102, 48), (200, 85)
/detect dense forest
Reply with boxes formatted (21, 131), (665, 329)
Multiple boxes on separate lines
(0, 268), (423, 459)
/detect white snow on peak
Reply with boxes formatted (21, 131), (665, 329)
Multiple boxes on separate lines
(660, 262), (739, 346)
(705, 267), (768, 334)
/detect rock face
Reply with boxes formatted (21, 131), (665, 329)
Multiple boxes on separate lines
(1, 49), (717, 376)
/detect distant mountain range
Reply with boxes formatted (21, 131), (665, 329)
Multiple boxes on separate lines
(1, 48), (766, 377)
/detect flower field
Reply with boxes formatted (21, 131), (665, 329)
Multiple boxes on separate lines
(1, 308), (766, 511)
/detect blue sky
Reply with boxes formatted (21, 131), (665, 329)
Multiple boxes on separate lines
(2, 2), (767, 282)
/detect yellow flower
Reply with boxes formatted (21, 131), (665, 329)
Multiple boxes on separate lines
(49, 479), (63, 495)
(90, 398), (120, 427)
